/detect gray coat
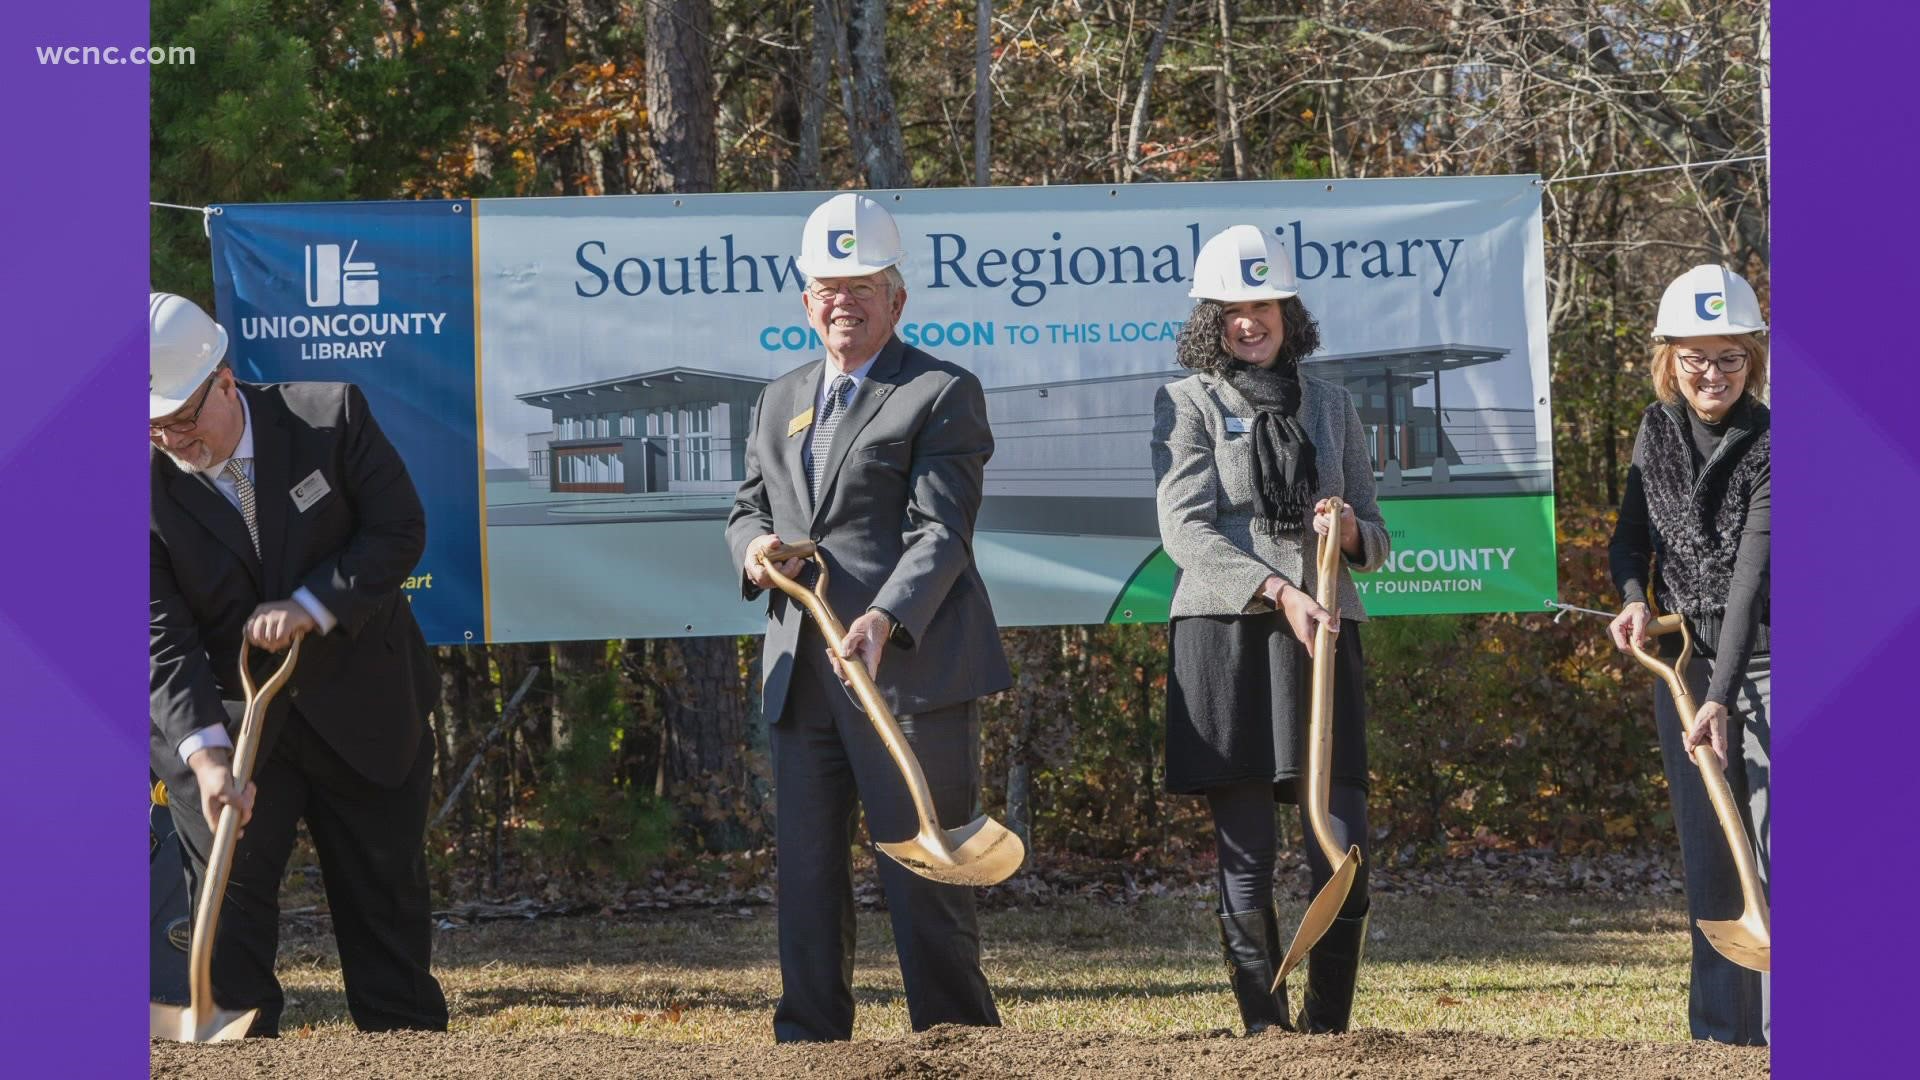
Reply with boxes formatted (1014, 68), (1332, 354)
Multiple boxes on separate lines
(726, 335), (1013, 724)
(1151, 370), (1390, 619)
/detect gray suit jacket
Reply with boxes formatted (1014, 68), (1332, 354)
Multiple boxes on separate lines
(726, 335), (1013, 724)
(1151, 370), (1391, 619)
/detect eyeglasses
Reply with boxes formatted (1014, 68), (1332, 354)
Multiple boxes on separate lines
(806, 280), (887, 302)
(150, 376), (217, 435)
(1674, 351), (1749, 374)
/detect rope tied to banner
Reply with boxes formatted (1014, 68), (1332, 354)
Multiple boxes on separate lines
(150, 201), (222, 237)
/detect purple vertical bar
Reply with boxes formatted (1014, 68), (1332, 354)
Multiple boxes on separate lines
(0, 0), (152, 1066)
(1773, 2), (1920, 1075)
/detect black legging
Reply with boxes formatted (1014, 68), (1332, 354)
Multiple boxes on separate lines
(1207, 779), (1370, 919)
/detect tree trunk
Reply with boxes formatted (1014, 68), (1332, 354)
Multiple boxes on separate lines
(798, 0), (831, 187)
(582, 0), (637, 196)
(1124, 0), (1182, 181)
(846, 0), (910, 187)
(526, 0), (585, 195)
(1214, 0), (1247, 179)
(646, 0), (717, 194)
(660, 636), (754, 849)
(975, 0), (992, 186)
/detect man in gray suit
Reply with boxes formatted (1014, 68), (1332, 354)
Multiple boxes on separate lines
(726, 193), (1012, 1042)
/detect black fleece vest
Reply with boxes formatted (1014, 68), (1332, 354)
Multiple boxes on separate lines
(1637, 399), (1770, 618)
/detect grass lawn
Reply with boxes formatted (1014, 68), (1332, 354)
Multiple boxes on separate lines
(268, 891), (1694, 1043)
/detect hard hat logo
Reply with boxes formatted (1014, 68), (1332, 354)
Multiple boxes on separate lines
(1240, 259), (1271, 287)
(1695, 293), (1725, 320)
(829, 230), (856, 258)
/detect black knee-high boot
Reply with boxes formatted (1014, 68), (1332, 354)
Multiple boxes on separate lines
(1297, 910), (1367, 1033)
(1219, 907), (1294, 1034)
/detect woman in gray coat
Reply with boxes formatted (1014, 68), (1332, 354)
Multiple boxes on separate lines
(1151, 225), (1390, 1034)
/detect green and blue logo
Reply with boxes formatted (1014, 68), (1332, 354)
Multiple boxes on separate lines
(1695, 292), (1726, 320)
(829, 229), (856, 258)
(1239, 258), (1271, 288)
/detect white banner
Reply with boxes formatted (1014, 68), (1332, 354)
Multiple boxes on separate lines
(474, 177), (1552, 641)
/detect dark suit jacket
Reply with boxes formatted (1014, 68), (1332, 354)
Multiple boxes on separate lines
(150, 382), (437, 793)
(726, 336), (1013, 725)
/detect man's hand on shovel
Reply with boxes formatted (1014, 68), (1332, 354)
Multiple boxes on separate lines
(246, 600), (316, 652)
(186, 746), (256, 836)
(746, 533), (805, 591)
(1685, 700), (1731, 770)
(829, 610), (892, 683)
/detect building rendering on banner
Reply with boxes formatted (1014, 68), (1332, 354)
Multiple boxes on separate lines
(512, 343), (1535, 533)
(981, 343), (1538, 536)
(517, 368), (768, 494)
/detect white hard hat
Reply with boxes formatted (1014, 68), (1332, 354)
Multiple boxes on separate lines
(1653, 264), (1767, 339)
(150, 291), (230, 419)
(795, 193), (905, 280)
(1189, 224), (1299, 302)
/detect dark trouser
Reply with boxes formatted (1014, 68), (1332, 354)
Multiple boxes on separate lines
(1206, 780), (1371, 921)
(769, 629), (1000, 1042)
(168, 710), (447, 1036)
(1655, 653), (1770, 1046)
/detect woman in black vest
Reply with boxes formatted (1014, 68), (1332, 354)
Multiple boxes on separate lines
(1608, 264), (1770, 1046)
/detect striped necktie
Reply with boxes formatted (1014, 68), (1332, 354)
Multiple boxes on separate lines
(223, 458), (261, 559)
(808, 375), (854, 502)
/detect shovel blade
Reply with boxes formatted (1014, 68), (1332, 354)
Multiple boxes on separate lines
(150, 1001), (258, 1043)
(1272, 847), (1361, 990)
(876, 814), (1026, 887)
(1698, 916), (1770, 973)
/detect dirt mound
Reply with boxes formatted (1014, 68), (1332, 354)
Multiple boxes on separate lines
(152, 1024), (1766, 1079)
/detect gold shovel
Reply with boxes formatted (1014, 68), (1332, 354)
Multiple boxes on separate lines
(151, 635), (304, 1042)
(759, 541), (1025, 887)
(1273, 498), (1363, 990)
(1628, 612), (1771, 973)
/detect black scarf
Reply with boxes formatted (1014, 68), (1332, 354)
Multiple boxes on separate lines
(1222, 358), (1317, 534)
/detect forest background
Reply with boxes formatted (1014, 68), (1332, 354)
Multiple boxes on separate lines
(149, 0), (1770, 898)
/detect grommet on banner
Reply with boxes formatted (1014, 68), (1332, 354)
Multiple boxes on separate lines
(452, 203), (464, 214)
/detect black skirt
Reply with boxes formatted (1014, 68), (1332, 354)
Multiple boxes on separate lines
(1164, 612), (1369, 798)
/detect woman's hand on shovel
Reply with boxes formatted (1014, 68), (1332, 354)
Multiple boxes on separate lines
(1263, 576), (1335, 659)
(187, 746), (257, 835)
(1685, 700), (1731, 770)
(1608, 602), (1651, 652)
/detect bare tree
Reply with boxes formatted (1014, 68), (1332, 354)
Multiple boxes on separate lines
(845, 0), (911, 186)
(1124, 0), (1182, 182)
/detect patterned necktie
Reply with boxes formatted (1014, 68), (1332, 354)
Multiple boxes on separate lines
(223, 458), (261, 559)
(808, 375), (855, 502)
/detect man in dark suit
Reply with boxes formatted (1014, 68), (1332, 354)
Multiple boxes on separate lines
(148, 291), (446, 1036)
(725, 194), (1014, 1042)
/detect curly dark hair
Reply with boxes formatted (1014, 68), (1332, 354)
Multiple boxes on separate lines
(1174, 296), (1322, 374)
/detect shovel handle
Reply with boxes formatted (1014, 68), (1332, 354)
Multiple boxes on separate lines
(764, 540), (818, 562)
(1618, 607), (1770, 943)
(183, 634), (303, 1021)
(756, 544), (952, 850)
(1301, 498), (1350, 868)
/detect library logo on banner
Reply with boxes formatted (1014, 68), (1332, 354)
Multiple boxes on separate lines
(305, 240), (380, 308)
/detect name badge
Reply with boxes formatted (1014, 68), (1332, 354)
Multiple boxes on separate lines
(787, 409), (814, 438)
(1225, 417), (1251, 434)
(290, 470), (332, 513)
